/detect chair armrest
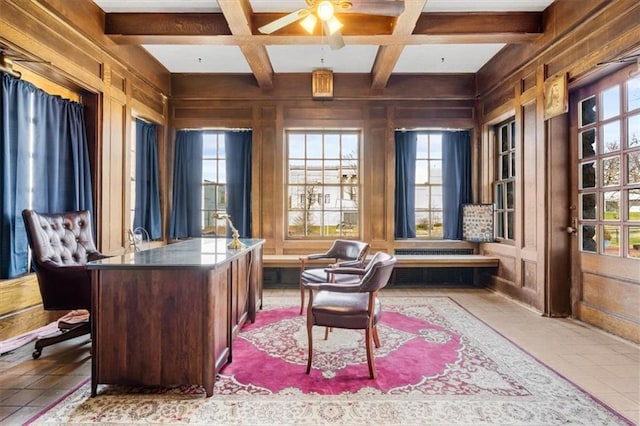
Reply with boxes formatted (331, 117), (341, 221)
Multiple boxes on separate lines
(302, 282), (362, 293)
(87, 252), (110, 262)
(300, 253), (333, 261)
(324, 266), (366, 276)
(331, 259), (365, 268)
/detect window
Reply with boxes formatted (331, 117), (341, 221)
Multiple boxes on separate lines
(578, 76), (640, 258)
(286, 130), (360, 238)
(494, 119), (516, 241)
(415, 133), (443, 238)
(202, 132), (227, 235)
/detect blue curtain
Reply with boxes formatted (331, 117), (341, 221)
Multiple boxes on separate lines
(1, 74), (93, 278)
(225, 131), (252, 238)
(133, 119), (161, 239)
(442, 130), (472, 239)
(169, 130), (203, 238)
(394, 131), (417, 238)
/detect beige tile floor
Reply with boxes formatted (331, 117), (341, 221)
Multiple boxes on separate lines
(1, 288), (638, 425)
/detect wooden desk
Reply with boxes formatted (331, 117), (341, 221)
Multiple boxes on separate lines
(88, 238), (264, 397)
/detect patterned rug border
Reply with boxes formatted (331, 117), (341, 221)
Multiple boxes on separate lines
(25, 295), (635, 425)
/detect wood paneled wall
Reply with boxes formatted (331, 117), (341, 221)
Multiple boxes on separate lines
(0, 0), (170, 339)
(476, 0), (640, 341)
(170, 75), (477, 256)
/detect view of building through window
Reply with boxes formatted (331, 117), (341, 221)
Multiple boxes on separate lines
(287, 131), (359, 237)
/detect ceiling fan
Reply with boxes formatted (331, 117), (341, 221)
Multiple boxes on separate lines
(257, 0), (405, 50)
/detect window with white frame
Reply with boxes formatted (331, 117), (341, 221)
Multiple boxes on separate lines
(415, 133), (443, 238)
(286, 130), (360, 238)
(494, 119), (516, 241)
(201, 132), (227, 235)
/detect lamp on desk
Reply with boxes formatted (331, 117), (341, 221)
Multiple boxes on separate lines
(214, 213), (245, 250)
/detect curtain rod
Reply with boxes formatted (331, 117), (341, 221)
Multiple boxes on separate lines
(0, 54), (21, 79)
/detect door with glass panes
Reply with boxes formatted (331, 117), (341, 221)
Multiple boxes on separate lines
(569, 66), (640, 320)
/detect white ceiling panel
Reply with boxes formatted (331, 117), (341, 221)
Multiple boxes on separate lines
(93, 0), (558, 77)
(142, 45), (253, 73)
(267, 45), (379, 73)
(395, 44), (506, 73)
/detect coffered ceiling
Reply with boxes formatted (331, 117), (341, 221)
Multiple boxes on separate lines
(92, 0), (555, 88)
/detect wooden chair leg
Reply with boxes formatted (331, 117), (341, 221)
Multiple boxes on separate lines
(372, 325), (381, 348)
(299, 280), (305, 315)
(324, 327), (331, 340)
(306, 316), (314, 374)
(365, 327), (376, 379)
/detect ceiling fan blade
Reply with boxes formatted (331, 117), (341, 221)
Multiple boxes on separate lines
(258, 8), (310, 34)
(345, 0), (405, 16)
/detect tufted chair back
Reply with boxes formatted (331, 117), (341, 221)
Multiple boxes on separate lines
(22, 209), (105, 311)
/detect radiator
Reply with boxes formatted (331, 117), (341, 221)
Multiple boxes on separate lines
(394, 248), (474, 256)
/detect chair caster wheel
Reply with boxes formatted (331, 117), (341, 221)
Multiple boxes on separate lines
(32, 349), (42, 359)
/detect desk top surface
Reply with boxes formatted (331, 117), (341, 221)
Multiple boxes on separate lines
(88, 238), (264, 269)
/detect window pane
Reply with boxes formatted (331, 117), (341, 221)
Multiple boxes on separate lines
(580, 128), (597, 158)
(307, 160), (322, 183)
(430, 136), (442, 158)
(416, 211), (429, 235)
(581, 225), (597, 252)
(288, 159), (305, 183)
(601, 121), (620, 153)
(601, 155), (620, 186)
(431, 186), (443, 209)
(342, 134), (358, 158)
(603, 191), (620, 221)
(601, 85), (620, 120)
(507, 211), (514, 240)
(495, 183), (504, 208)
(506, 181), (514, 209)
(307, 134), (322, 158)
(323, 160), (340, 183)
(431, 211), (443, 238)
(202, 160), (217, 182)
(603, 225), (620, 256)
(289, 134), (305, 157)
(628, 77), (640, 112)
(430, 160), (442, 184)
(415, 187), (429, 208)
(629, 189), (640, 220)
(580, 192), (597, 220)
(324, 134), (340, 158)
(629, 114), (640, 148)
(496, 212), (504, 238)
(628, 152), (640, 184)
(415, 159), (428, 183)
(501, 126), (508, 152)
(580, 96), (597, 127)
(628, 226), (640, 258)
(501, 154), (509, 179)
(580, 161), (596, 188)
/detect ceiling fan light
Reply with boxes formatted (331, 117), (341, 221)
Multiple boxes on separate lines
(300, 14), (317, 34)
(316, 1), (335, 21)
(325, 16), (343, 35)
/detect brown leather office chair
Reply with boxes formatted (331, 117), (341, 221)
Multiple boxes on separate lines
(22, 209), (108, 359)
(302, 251), (396, 379)
(298, 239), (370, 315)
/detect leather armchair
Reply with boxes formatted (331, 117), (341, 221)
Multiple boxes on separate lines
(21, 209), (108, 359)
(298, 239), (370, 314)
(302, 251), (397, 379)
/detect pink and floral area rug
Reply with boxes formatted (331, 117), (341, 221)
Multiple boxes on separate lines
(27, 297), (633, 425)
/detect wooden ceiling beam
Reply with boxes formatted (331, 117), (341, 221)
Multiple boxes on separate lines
(217, 0), (273, 89)
(105, 12), (543, 40)
(370, 0), (427, 89)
